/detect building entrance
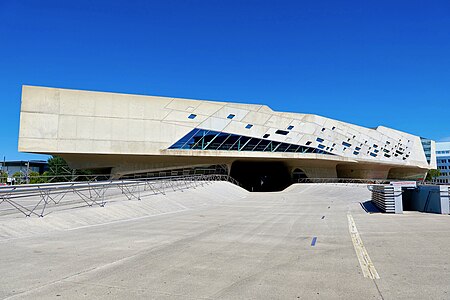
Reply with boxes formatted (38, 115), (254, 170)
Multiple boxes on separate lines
(230, 161), (291, 192)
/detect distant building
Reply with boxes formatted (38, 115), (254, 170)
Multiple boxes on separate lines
(436, 142), (450, 184)
(0, 160), (48, 177)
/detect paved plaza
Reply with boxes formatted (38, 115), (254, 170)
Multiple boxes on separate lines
(0, 183), (449, 299)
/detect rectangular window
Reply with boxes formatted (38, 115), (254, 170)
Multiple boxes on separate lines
(188, 114), (197, 119)
(316, 138), (324, 143)
(227, 114), (235, 119)
(263, 133), (270, 138)
(342, 141), (352, 147)
(275, 129), (289, 135)
(287, 125), (294, 130)
(245, 124), (253, 129)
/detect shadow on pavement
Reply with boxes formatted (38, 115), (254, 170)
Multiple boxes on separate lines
(360, 200), (382, 214)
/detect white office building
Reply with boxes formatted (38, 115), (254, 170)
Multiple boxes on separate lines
(436, 142), (450, 184)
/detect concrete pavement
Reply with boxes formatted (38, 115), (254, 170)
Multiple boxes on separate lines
(0, 183), (449, 299)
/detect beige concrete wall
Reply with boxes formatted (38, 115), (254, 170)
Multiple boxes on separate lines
(19, 85), (434, 178)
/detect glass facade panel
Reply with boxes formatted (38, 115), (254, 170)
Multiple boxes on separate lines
(168, 128), (334, 155)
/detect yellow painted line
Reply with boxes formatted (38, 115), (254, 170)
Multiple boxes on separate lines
(347, 214), (380, 279)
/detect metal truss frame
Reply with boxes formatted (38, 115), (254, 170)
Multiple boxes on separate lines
(0, 174), (240, 218)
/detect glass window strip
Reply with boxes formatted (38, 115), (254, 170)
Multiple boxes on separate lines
(284, 144), (293, 152)
(251, 138), (264, 151)
(191, 130), (210, 150)
(272, 142), (282, 152)
(238, 137), (252, 151)
(203, 132), (221, 150)
(217, 133), (232, 150)
(168, 128), (333, 155)
(179, 128), (201, 149)
(263, 141), (272, 152)
(229, 136), (243, 151)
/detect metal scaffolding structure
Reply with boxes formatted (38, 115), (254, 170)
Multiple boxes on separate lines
(0, 174), (240, 218)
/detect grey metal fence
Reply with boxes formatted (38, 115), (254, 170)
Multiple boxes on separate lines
(294, 178), (391, 185)
(0, 174), (240, 218)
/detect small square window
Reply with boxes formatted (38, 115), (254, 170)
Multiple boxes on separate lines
(263, 134), (270, 138)
(245, 124), (253, 129)
(287, 125), (294, 130)
(227, 114), (235, 119)
(188, 114), (197, 119)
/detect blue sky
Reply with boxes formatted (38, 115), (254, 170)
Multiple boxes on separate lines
(1, 0), (449, 161)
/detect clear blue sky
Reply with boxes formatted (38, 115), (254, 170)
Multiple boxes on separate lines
(1, 0), (449, 161)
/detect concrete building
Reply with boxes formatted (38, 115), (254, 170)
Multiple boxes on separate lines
(0, 160), (48, 177)
(436, 142), (450, 184)
(18, 86), (436, 190)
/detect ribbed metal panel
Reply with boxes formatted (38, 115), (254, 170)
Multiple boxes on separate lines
(371, 185), (397, 213)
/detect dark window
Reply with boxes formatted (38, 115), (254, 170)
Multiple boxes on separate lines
(353, 151), (359, 155)
(188, 114), (197, 119)
(305, 141), (312, 145)
(342, 141), (352, 147)
(227, 114), (235, 119)
(263, 134), (270, 138)
(370, 153), (377, 157)
(275, 130), (289, 135)
(245, 124), (253, 129)
(316, 137), (324, 143)
(287, 125), (294, 130)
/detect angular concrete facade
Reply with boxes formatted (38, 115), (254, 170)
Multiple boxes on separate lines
(19, 86), (436, 182)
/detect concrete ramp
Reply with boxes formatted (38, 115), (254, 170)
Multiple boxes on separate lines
(0, 181), (248, 240)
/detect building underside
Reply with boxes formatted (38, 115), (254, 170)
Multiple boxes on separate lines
(18, 86), (436, 191)
(59, 153), (429, 192)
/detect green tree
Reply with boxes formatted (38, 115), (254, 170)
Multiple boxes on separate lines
(46, 156), (93, 182)
(0, 171), (7, 184)
(12, 171), (24, 184)
(426, 169), (441, 182)
(46, 156), (72, 182)
(29, 171), (48, 184)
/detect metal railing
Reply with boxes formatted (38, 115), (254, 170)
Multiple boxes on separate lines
(293, 178), (392, 185)
(0, 174), (240, 218)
